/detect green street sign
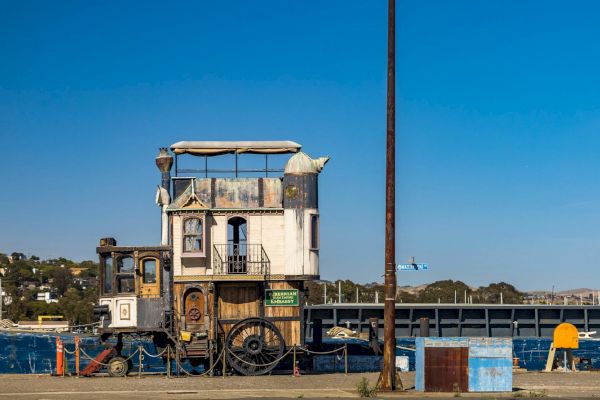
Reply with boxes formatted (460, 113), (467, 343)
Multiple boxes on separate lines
(265, 289), (299, 306)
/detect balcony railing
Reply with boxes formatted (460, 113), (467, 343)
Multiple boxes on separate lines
(213, 244), (270, 275)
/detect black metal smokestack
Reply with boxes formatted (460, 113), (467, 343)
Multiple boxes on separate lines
(155, 147), (173, 193)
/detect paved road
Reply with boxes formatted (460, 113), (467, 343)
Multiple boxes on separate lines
(0, 371), (599, 399)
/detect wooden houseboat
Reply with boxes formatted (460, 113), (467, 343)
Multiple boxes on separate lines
(95, 141), (328, 375)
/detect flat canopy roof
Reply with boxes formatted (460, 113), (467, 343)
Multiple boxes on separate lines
(170, 141), (302, 156)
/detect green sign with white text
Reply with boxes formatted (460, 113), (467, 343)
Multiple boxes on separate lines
(265, 289), (299, 306)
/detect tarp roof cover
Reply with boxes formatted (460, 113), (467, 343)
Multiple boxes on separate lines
(170, 141), (302, 156)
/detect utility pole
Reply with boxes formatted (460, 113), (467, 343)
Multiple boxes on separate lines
(324, 284), (327, 304)
(379, 0), (400, 391)
(338, 281), (342, 303)
(0, 278), (3, 321)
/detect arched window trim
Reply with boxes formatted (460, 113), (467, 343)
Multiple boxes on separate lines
(140, 257), (159, 285)
(182, 215), (205, 257)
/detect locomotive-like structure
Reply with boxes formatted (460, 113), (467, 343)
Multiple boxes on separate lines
(94, 141), (328, 375)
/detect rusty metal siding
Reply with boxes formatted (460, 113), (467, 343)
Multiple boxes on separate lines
(262, 178), (283, 208)
(424, 347), (468, 392)
(137, 298), (164, 329)
(194, 178), (212, 206)
(183, 178), (282, 209)
(173, 178), (193, 200)
(283, 174), (318, 209)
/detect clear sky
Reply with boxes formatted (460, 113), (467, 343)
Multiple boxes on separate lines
(2, 0), (600, 291)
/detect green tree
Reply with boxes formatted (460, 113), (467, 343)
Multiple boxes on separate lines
(0, 253), (9, 266)
(418, 280), (472, 303)
(475, 282), (524, 304)
(50, 267), (73, 296)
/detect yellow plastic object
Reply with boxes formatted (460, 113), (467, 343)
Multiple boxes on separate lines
(553, 323), (579, 349)
(180, 331), (191, 341)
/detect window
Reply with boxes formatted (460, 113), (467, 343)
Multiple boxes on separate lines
(183, 217), (203, 253)
(142, 259), (157, 284)
(116, 256), (135, 294)
(310, 214), (319, 250)
(103, 256), (113, 294)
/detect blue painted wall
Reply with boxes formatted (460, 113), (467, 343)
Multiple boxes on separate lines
(3, 331), (600, 375)
(467, 338), (512, 392)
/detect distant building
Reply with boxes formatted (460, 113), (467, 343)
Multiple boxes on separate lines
(36, 292), (58, 304)
(17, 320), (68, 332)
(70, 267), (88, 277)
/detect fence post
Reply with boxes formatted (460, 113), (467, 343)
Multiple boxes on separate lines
(75, 336), (80, 377)
(138, 345), (143, 378)
(166, 346), (171, 379)
(344, 344), (348, 376)
(293, 346), (297, 377)
(175, 345), (180, 376)
(55, 337), (63, 376)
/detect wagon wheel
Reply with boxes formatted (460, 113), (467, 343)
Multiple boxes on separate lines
(225, 317), (285, 376)
(107, 356), (129, 377)
(187, 307), (201, 321)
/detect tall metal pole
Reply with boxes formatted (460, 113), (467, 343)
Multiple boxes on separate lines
(379, 0), (399, 391)
(0, 278), (3, 321)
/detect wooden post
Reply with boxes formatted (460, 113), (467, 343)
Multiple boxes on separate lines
(344, 344), (348, 375)
(379, 0), (400, 392)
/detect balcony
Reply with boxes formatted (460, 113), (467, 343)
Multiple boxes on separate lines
(213, 244), (270, 275)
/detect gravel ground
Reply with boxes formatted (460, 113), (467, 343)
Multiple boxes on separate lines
(0, 371), (599, 399)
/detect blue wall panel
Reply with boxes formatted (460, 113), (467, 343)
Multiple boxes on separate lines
(468, 357), (512, 392)
(415, 338), (424, 391)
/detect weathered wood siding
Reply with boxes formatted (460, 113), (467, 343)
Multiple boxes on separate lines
(265, 281), (302, 346)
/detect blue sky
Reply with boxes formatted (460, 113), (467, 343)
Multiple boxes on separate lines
(2, 0), (600, 291)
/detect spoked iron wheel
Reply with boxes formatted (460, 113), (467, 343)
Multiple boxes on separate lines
(225, 317), (285, 376)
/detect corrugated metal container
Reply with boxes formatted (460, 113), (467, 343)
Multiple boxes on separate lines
(416, 337), (512, 393)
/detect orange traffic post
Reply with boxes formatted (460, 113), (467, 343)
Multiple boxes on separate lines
(55, 337), (64, 376)
(75, 336), (80, 377)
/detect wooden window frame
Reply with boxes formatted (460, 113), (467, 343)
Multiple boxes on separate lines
(100, 255), (113, 296)
(140, 257), (159, 285)
(115, 255), (135, 295)
(182, 215), (206, 258)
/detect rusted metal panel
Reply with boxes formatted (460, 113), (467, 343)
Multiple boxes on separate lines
(282, 174), (318, 209)
(136, 298), (164, 329)
(262, 178), (283, 207)
(194, 178), (213, 206)
(424, 347), (468, 392)
(173, 177), (193, 200)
